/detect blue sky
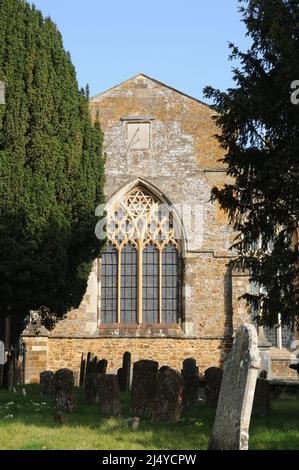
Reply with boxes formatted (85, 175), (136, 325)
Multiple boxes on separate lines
(29, 0), (250, 102)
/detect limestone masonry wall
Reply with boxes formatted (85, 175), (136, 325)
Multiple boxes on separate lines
(22, 74), (294, 383)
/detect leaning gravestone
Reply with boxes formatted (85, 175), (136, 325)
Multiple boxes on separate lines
(53, 368), (76, 413)
(152, 366), (185, 423)
(209, 324), (261, 450)
(97, 374), (121, 415)
(131, 360), (159, 418)
(204, 367), (223, 407)
(0, 341), (4, 388)
(40, 371), (54, 396)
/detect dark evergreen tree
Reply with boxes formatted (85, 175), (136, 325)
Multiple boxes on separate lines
(0, 0), (105, 335)
(204, 0), (299, 328)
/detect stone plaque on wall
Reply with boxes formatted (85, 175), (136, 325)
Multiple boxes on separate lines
(127, 122), (150, 150)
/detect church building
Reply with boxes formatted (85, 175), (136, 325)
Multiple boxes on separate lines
(22, 74), (297, 383)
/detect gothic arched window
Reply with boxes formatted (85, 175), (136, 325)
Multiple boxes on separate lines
(101, 187), (180, 324)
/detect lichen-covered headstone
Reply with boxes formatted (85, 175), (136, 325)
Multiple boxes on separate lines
(152, 366), (184, 423)
(40, 371), (54, 396)
(53, 368), (76, 413)
(97, 374), (121, 415)
(204, 367), (223, 407)
(209, 324), (261, 450)
(131, 360), (159, 418)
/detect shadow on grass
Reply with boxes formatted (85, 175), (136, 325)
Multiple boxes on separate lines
(0, 385), (298, 450)
(0, 385), (215, 450)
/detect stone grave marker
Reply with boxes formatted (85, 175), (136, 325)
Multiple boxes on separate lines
(118, 351), (131, 392)
(53, 368), (76, 413)
(40, 371), (54, 396)
(181, 357), (205, 408)
(79, 353), (86, 387)
(252, 378), (271, 417)
(6, 354), (14, 392)
(97, 359), (108, 375)
(152, 366), (185, 423)
(131, 360), (158, 418)
(204, 366), (223, 407)
(209, 324), (261, 450)
(97, 374), (121, 415)
(84, 372), (99, 404)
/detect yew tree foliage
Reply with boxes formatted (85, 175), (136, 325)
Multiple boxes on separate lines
(204, 0), (299, 328)
(0, 0), (105, 335)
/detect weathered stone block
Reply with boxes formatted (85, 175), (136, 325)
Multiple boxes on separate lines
(152, 366), (184, 423)
(131, 360), (158, 418)
(97, 374), (121, 416)
(40, 371), (54, 396)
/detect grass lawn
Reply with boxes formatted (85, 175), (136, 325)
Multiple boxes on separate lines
(0, 385), (298, 450)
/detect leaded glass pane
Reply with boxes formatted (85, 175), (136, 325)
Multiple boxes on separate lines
(120, 245), (137, 323)
(162, 245), (179, 323)
(142, 245), (159, 323)
(101, 245), (118, 323)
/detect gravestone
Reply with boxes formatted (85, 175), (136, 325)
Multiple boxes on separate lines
(182, 358), (198, 376)
(131, 360), (159, 418)
(252, 378), (271, 417)
(209, 324), (261, 450)
(97, 374), (121, 415)
(53, 368), (74, 394)
(152, 366), (184, 423)
(181, 358), (205, 408)
(118, 352), (131, 392)
(84, 372), (99, 404)
(0, 341), (4, 388)
(204, 367), (223, 407)
(53, 368), (76, 413)
(40, 371), (54, 396)
(259, 370), (267, 379)
(6, 354), (14, 392)
(97, 359), (108, 375)
(117, 368), (126, 392)
(79, 353), (86, 387)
